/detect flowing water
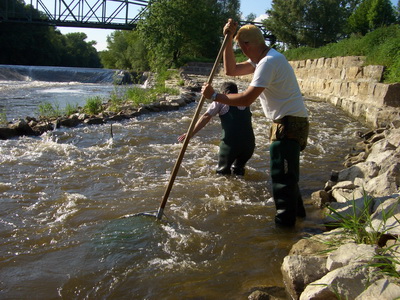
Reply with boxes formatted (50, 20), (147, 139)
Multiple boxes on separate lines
(0, 66), (368, 299)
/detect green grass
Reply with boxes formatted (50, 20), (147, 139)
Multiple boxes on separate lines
(38, 102), (63, 118)
(325, 192), (399, 245)
(123, 69), (180, 107)
(369, 245), (400, 278)
(324, 193), (400, 278)
(0, 108), (7, 125)
(108, 90), (126, 113)
(84, 96), (103, 115)
(38, 102), (79, 118)
(64, 103), (79, 116)
(35, 70), (181, 118)
(283, 25), (400, 83)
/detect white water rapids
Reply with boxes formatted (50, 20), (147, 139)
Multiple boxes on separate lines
(0, 65), (368, 299)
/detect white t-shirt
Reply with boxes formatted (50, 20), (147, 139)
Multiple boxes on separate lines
(205, 101), (247, 116)
(250, 48), (308, 120)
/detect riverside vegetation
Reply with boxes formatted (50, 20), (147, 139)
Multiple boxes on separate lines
(283, 24), (400, 84)
(0, 69), (194, 139)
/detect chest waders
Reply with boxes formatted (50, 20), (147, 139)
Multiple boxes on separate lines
(217, 106), (255, 175)
(269, 116), (309, 226)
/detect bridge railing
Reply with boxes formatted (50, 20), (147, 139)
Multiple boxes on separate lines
(1, 0), (149, 30)
(238, 20), (276, 44)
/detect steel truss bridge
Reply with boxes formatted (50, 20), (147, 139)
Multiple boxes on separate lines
(1, 0), (149, 30)
(1, 0), (274, 41)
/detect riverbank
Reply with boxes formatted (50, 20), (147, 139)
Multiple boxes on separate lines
(280, 57), (400, 300)
(0, 72), (201, 140)
(281, 122), (400, 299)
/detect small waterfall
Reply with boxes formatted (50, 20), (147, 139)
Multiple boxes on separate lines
(0, 64), (120, 83)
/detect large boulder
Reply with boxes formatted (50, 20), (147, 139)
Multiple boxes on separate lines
(367, 197), (400, 236)
(355, 278), (400, 300)
(281, 255), (328, 299)
(299, 264), (382, 300)
(326, 243), (378, 271)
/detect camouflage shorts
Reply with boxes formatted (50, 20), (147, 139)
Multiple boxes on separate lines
(269, 116), (309, 151)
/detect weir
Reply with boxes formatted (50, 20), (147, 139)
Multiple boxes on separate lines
(0, 64), (122, 83)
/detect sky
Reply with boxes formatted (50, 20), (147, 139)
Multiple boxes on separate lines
(43, 0), (397, 52)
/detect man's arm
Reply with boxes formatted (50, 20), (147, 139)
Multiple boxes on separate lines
(202, 84), (264, 107)
(223, 21), (255, 76)
(177, 113), (212, 142)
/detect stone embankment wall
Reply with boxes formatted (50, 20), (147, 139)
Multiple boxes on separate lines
(289, 56), (400, 128)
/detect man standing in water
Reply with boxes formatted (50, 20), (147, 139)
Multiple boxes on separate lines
(178, 81), (255, 176)
(202, 19), (309, 227)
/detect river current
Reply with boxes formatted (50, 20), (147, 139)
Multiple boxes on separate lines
(0, 65), (368, 299)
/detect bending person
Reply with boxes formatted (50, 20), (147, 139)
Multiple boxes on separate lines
(178, 81), (255, 176)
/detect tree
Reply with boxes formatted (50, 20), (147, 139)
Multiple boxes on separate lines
(100, 30), (149, 71)
(245, 13), (257, 22)
(265, 0), (364, 48)
(0, 0), (102, 67)
(347, 0), (396, 35)
(397, 0), (400, 22)
(63, 33), (102, 67)
(219, 0), (241, 21)
(367, 0), (397, 29)
(137, 0), (238, 70)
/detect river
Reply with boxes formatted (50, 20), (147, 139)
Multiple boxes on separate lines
(0, 65), (368, 299)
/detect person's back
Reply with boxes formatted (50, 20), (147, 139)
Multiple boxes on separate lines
(215, 82), (255, 175)
(217, 104), (255, 175)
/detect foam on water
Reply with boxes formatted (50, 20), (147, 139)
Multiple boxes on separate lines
(0, 82), (370, 298)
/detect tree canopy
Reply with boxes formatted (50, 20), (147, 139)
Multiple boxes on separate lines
(264, 0), (397, 48)
(0, 0), (102, 67)
(100, 30), (149, 71)
(347, 0), (397, 35)
(2, 0), (398, 70)
(137, 0), (239, 70)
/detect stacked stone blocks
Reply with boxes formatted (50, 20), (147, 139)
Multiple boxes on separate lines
(289, 56), (400, 127)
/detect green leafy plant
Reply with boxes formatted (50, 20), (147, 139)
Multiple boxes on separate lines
(125, 87), (150, 107)
(0, 108), (7, 125)
(64, 103), (79, 116)
(123, 70), (180, 107)
(84, 96), (103, 115)
(325, 192), (380, 244)
(107, 92), (125, 112)
(38, 102), (62, 118)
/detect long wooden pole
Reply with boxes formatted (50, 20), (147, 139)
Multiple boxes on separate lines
(156, 34), (230, 220)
